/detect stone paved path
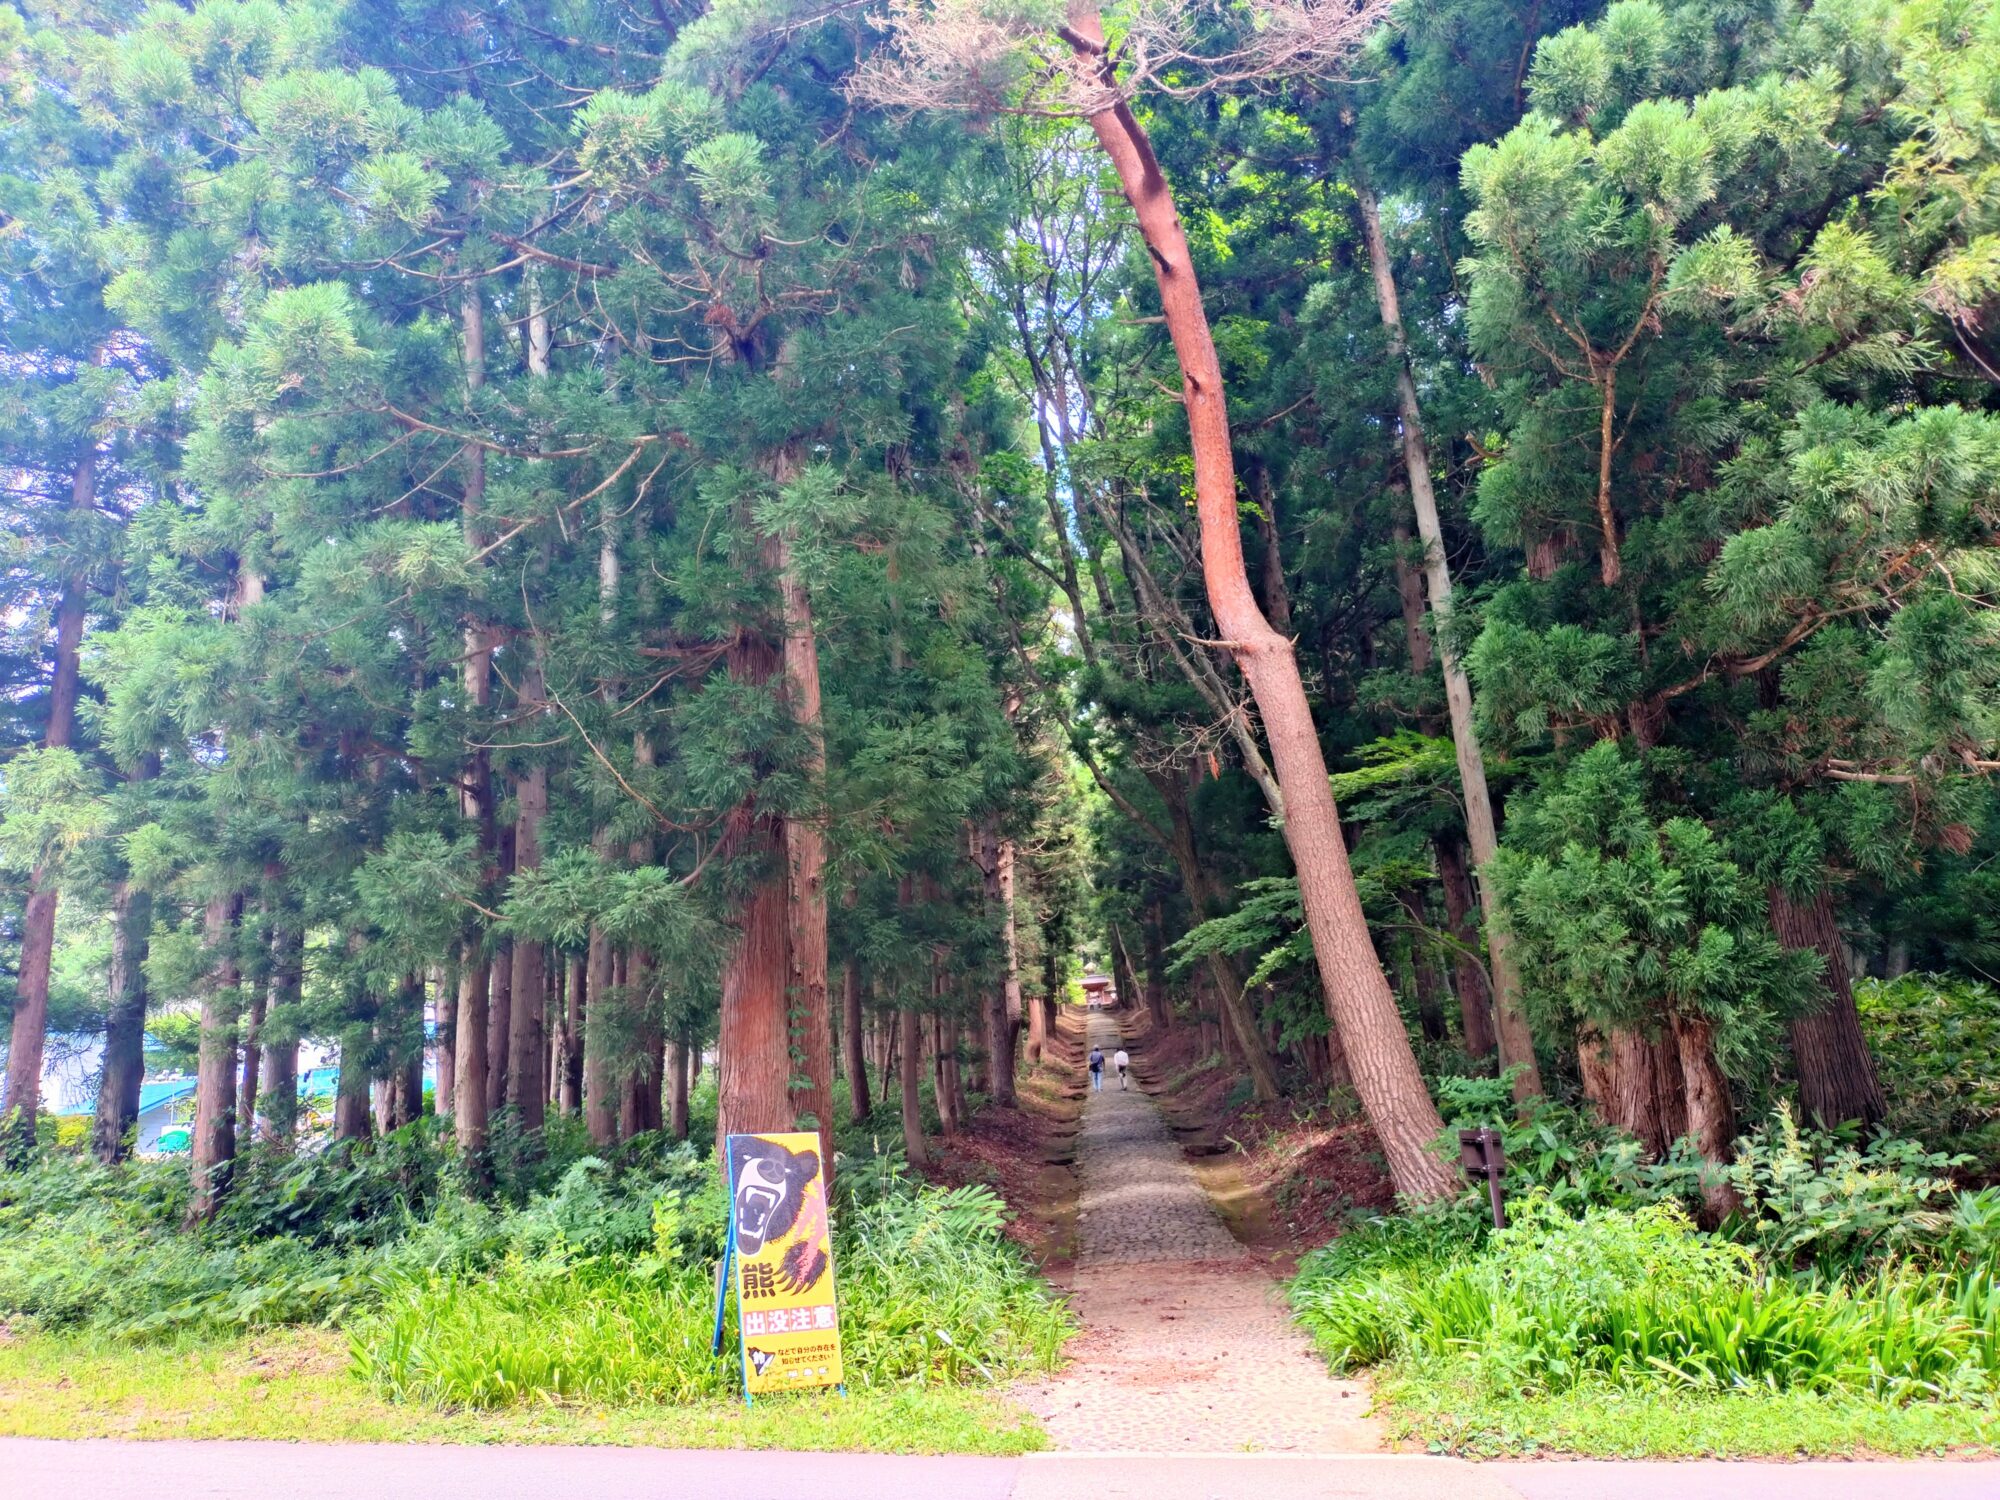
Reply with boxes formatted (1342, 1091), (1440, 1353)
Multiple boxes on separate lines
(1020, 1013), (1380, 1453)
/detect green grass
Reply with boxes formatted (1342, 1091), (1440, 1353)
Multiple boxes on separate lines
(0, 1328), (1049, 1454)
(1376, 1364), (1999, 1458)
(1290, 1193), (2000, 1458)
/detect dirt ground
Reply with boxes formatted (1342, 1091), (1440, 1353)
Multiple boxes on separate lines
(944, 1006), (1382, 1454)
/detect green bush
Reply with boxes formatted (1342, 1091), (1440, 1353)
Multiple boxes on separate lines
(350, 1177), (1071, 1407)
(351, 1257), (731, 1407)
(1857, 973), (2000, 1170)
(1291, 1190), (1998, 1406)
(1722, 1106), (1966, 1272)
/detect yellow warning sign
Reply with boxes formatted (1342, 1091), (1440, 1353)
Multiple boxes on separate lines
(723, 1132), (844, 1396)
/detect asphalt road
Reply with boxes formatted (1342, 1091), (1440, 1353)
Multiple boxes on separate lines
(8, 1440), (2000, 1500)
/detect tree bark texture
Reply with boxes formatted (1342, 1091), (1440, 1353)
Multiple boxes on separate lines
(189, 896), (242, 1221)
(1355, 179), (1542, 1107)
(777, 522), (836, 1169)
(1072, 48), (1454, 1198)
(1767, 884), (1887, 1127)
(2, 452), (96, 1156)
(486, 929), (512, 1118)
(92, 877), (152, 1163)
(899, 1008), (929, 1166)
(980, 821), (1019, 1107)
(669, 1036), (691, 1140)
(561, 950), (586, 1116)
(583, 918), (619, 1145)
(843, 956), (871, 1123)
(1670, 1011), (1740, 1219)
(453, 280), (495, 1159)
(335, 1023), (373, 1142)
(260, 923), (304, 1149)
(715, 537), (796, 1146)
(620, 948), (664, 1138)
(238, 979), (265, 1142)
(506, 647), (550, 1128)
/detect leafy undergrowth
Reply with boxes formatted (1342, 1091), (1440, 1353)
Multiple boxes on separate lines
(0, 1090), (1073, 1446)
(0, 1329), (1047, 1453)
(1289, 1095), (2000, 1458)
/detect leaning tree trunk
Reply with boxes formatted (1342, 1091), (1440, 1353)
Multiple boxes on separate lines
(1356, 179), (1542, 1107)
(2, 450), (96, 1158)
(1071, 46), (1452, 1197)
(1767, 884), (1887, 1127)
(92, 873), (152, 1163)
(777, 522), (837, 1170)
(189, 895), (243, 1222)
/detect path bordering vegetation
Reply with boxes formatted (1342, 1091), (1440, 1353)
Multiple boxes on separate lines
(1016, 1009), (1380, 1454)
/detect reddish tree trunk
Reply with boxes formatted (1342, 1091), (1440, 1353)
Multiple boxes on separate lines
(1671, 1011), (1739, 1220)
(1767, 885), (1886, 1127)
(778, 525), (836, 1168)
(715, 601), (795, 1145)
(454, 945), (491, 1155)
(1391, 513), (1433, 674)
(1070, 54), (1451, 1195)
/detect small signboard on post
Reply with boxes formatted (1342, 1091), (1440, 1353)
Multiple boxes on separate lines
(713, 1131), (845, 1400)
(1459, 1126), (1508, 1229)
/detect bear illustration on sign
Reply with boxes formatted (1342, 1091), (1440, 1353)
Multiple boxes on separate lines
(731, 1137), (820, 1255)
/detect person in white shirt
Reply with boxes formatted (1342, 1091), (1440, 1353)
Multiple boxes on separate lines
(1112, 1047), (1130, 1090)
